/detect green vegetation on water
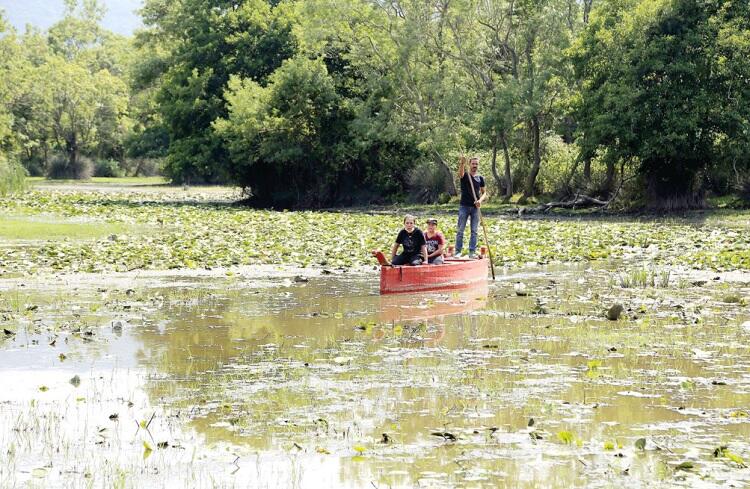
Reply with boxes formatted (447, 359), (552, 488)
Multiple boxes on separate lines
(0, 216), (125, 241)
(28, 176), (169, 186)
(1, 187), (749, 488)
(1, 186), (749, 277)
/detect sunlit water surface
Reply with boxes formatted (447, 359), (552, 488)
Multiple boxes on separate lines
(1, 265), (749, 488)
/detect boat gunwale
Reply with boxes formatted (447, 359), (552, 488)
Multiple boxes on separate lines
(379, 257), (489, 294)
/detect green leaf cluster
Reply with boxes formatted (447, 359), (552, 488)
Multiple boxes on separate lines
(572, 0), (750, 206)
(0, 1), (134, 179)
(136, 0), (298, 184)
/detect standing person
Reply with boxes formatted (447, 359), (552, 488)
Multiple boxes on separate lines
(456, 156), (487, 258)
(424, 218), (445, 264)
(391, 214), (428, 266)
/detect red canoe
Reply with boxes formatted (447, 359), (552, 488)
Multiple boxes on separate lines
(372, 252), (489, 294)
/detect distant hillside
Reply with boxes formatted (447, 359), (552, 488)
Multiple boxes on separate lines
(0, 0), (143, 36)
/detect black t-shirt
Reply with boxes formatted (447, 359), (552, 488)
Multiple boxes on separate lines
(395, 228), (426, 256)
(460, 172), (485, 207)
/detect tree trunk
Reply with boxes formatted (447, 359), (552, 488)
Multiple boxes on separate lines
(583, 0), (594, 24)
(435, 153), (457, 196)
(67, 136), (79, 177)
(117, 148), (126, 174)
(520, 116), (541, 203)
(501, 132), (513, 199)
(562, 158), (580, 194)
(490, 132), (503, 193)
(518, 31), (540, 205)
(583, 156), (592, 182)
(134, 159), (144, 177)
(566, 0), (575, 31)
(603, 160), (616, 197)
(579, 2), (594, 184)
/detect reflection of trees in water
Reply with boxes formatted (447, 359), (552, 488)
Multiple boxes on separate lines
(132, 283), (379, 449)
(338, 447), (584, 489)
(131, 283), (498, 451)
(127, 279), (750, 485)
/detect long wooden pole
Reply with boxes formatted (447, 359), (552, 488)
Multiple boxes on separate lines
(465, 161), (496, 280)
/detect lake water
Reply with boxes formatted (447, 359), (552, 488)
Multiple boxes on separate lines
(1, 265), (749, 488)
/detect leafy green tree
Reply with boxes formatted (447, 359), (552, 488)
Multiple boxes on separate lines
(301, 0), (578, 201)
(216, 56), (349, 206)
(0, 15), (21, 156)
(137, 0), (297, 183)
(47, 0), (107, 61)
(445, 0), (579, 200)
(0, 15), (29, 194)
(52, 3), (140, 166)
(37, 56), (129, 173)
(572, 0), (750, 207)
(301, 0), (480, 196)
(709, 0), (750, 192)
(509, 0), (577, 203)
(124, 41), (170, 168)
(216, 44), (425, 207)
(1, 1), (134, 177)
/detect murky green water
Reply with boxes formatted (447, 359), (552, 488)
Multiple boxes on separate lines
(1, 265), (749, 488)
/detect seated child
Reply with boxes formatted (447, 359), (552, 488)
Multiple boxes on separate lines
(390, 214), (428, 266)
(424, 218), (445, 264)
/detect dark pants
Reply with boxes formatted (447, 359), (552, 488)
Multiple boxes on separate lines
(392, 253), (423, 266)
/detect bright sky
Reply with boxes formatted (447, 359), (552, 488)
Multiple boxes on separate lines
(0, 0), (143, 36)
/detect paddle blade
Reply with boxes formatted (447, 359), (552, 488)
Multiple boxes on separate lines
(371, 250), (391, 266)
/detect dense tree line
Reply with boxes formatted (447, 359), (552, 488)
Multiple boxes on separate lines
(0, 0), (162, 184)
(1, 0), (748, 208)
(572, 0), (750, 209)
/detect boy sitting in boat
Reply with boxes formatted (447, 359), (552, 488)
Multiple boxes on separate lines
(424, 218), (445, 264)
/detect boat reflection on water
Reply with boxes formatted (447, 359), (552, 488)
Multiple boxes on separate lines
(367, 285), (488, 347)
(377, 283), (488, 323)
